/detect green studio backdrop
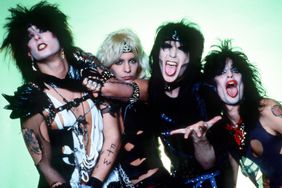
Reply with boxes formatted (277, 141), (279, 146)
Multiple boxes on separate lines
(0, 0), (281, 187)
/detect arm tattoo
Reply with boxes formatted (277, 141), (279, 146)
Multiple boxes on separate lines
(106, 144), (116, 156)
(100, 144), (117, 166)
(22, 128), (42, 155)
(271, 104), (282, 118)
(103, 158), (112, 166)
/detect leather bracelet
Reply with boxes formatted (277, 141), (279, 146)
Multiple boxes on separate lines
(86, 177), (103, 188)
(129, 82), (140, 104)
(100, 103), (112, 115)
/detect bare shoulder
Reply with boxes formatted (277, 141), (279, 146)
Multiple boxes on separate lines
(259, 98), (282, 134)
(21, 113), (50, 141)
(21, 113), (45, 129)
(260, 98), (282, 117)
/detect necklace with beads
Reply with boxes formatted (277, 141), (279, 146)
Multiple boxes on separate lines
(225, 118), (247, 151)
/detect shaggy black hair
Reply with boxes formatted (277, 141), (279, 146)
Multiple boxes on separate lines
(1, 1), (74, 82)
(148, 19), (204, 107)
(203, 39), (266, 127)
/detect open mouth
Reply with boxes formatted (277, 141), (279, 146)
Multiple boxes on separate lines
(37, 43), (47, 51)
(165, 61), (177, 76)
(225, 80), (238, 98)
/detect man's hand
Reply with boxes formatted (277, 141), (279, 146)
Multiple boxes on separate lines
(170, 116), (222, 140)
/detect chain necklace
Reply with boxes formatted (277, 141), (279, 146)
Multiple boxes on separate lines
(48, 83), (98, 183)
(49, 83), (91, 138)
(225, 118), (247, 151)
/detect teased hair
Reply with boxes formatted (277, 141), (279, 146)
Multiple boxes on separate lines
(149, 19), (204, 101)
(203, 39), (265, 125)
(1, 1), (74, 82)
(150, 19), (204, 68)
(97, 28), (149, 79)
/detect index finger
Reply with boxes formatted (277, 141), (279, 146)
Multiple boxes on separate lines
(205, 115), (222, 129)
(170, 128), (186, 135)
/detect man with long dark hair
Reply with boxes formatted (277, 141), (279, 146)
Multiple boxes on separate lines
(1, 1), (120, 187)
(148, 20), (228, 187)
(203, 39), (282, 187)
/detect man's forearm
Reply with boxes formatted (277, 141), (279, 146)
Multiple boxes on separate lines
(91, 141), (120, 181)
(193, 137), (216, 169)
(101, 79), (148, 102)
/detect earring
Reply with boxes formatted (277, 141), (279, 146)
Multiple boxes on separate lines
(60, 48), (65, 60)
(31, 56), (37, 71)
(32, 62), (37, 71)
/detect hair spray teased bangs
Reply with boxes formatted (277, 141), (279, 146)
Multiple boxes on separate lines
(1, 1), (73, 82)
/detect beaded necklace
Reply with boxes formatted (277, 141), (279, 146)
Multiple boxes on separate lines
(225, 118), (247, 151)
